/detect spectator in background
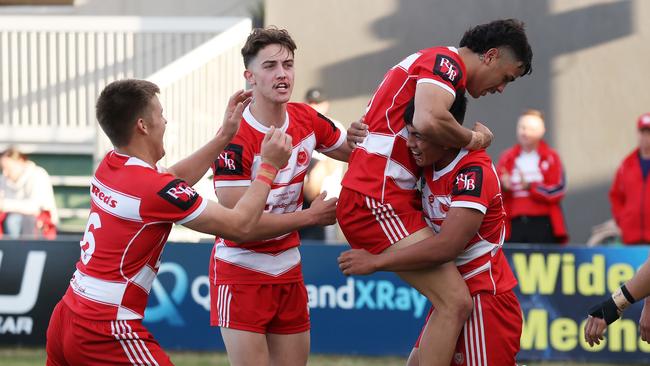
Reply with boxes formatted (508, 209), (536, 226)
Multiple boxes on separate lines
(609, 112), (650, 245)
(301, 87), (346, 242)
(497, 109), (568, 244)
(0, 146), (58, 239)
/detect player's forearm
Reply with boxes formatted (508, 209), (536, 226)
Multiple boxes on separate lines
(324, 143), (353, 162)
(169, 134), (231, 186)
(413, 110), (472, 149)
(625, 258), (650, 301)
(227, 180), (279, 239)
(374, 237), (459, 272)
(235, 210), (316, 244)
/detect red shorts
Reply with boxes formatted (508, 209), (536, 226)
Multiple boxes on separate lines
(210, 281), (310, 334)
(336, 187), (427, 253)
(415, 290), (522, 366)
(46, 301), (172, 366)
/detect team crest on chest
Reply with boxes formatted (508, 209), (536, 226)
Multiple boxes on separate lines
(426, 194), (451, 219)
(296, 147), (309, 167)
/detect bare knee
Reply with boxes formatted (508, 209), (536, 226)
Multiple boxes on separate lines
(434, 289), (473, 323)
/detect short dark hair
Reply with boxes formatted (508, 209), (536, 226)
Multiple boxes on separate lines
(404, 93), (468, 126)
(459, 19), (533, 76)
(241, 26), (297, 68)
(96, 79), (160, 147)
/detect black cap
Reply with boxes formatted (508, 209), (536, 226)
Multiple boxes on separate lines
(305, 88), (327, 104)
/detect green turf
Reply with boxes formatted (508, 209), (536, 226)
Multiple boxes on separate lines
(0, 347), (632, 366)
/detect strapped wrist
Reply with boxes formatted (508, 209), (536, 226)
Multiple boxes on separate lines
(464, 131), (481, 150)
(612, 285), (636, 311)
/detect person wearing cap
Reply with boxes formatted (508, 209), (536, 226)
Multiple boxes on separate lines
(496, 109), (568, 244)
(305, 87), (330, 115)
(609, 112), (650, 245)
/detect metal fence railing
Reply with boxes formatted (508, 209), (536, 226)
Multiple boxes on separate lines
(0, 16), (250, 156)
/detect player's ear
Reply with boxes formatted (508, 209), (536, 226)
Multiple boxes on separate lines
(244, 69), (255, 86)
(135, 117), (148, 135)
(483, 48), (499, 64)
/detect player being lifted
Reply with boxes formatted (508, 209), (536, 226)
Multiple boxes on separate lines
(46, 79), (293, 366)
(340, 93), (523, 365)
(209, 27), (352, 366)
(339, 19), (532, 365)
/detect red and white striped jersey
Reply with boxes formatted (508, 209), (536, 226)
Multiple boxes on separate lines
(210, 103), (345, 284)
(342, 46), (467, 205)
(421, 149), (517, 295)
(63, 151), (207, 320)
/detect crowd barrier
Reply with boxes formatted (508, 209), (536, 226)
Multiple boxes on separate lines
(0, 240), (649, 363)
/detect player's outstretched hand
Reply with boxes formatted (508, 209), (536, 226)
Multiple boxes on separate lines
(219, 89), (253, 140)
(584, 315), (607, 346)
(347, 117), (368, 148)
(584, 296), (622, 346)
(261, 126), (292, 169)
(338, 248), (379, 276)
(308, 191), (338, 226)
(471, 122), (494, 150)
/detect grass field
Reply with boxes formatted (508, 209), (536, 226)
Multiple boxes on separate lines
(0, 348), (633, 366)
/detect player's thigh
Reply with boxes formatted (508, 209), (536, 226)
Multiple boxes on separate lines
(406, 348), (419, 366)
(45, 302), (68, 366)
(266, 330), (310, 366)
(221, 327), (271, 366)
(385, 229), (469, 305)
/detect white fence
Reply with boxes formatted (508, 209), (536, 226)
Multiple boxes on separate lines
(0, 16), (250, 155)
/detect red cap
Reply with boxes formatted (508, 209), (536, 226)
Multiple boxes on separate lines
(638, 113), (650, 130)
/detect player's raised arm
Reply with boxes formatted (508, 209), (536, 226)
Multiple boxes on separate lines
(168, 89), (252, 186)
(338, 206), (483, 275)
(413, 83), (492, 150)
(182, 127), (291, 241)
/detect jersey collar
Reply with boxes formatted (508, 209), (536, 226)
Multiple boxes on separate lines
(242, 104), (290, 134)
(432, 149), (469, 181)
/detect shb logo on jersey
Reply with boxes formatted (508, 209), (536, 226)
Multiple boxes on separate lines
(434, 54), (463, 86)
(215, 143), (244, 175)
(452, 166), (483, 198)
(158, 179), (199, 211)
(456, 173), (476, 191)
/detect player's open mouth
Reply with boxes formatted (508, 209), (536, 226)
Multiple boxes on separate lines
(274, 83), (290, 90)
(411, 149), (422, 160)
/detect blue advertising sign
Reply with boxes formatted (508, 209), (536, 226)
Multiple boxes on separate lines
(509, 245), (650, 363)
(143, 242), (650, 363)
(3, 240), (648, 362)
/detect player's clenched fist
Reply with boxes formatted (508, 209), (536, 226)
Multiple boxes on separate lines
(338, 248), (379, 276)
(466, 122), (494, 150)
(261, 126), (292, 169)
(307, 191), (337, 226)
(219, 89), (253, 140)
